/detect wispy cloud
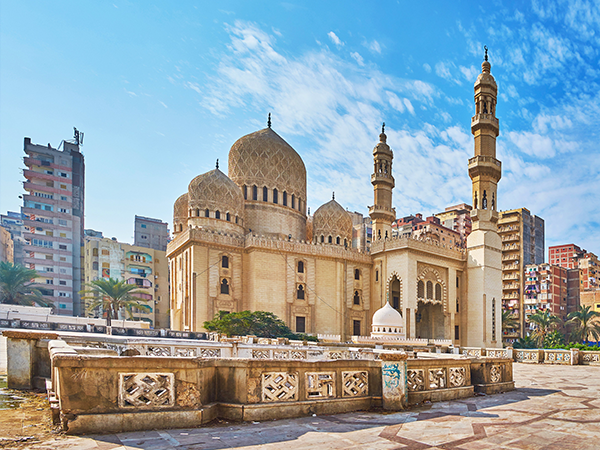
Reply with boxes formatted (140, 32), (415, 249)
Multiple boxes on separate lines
(364, 39), (382, 54)
(350, 52), (364, 66)
(327, 31), (343, 47)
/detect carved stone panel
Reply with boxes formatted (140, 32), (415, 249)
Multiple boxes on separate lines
(449, 367), (466, 387)
(252, 350), (270, 359)
(148, 346), (171, 356)
(199, 348), (221, 358)
(407, 369), (425, 391)
(428, 368), (447, 389)
(119, 373), (175, 409)
(342, 371), (369, 397)
(261, 372), (298, 403)
(305, 372), (335, 399)
(490, 365), (501, 383)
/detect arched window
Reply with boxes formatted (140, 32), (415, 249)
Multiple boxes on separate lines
(283, 191), (287, 206)
(417, 280), (424, 298)
(243, 185), (247, 200)
(222, 255), (229, 268)
(205, 209), (210, 218)
(328, 236), (332, 244)
(426, 281), (433, 299)
(253, 185), (258, 200)
(336, 236), (340, 245)
(179, 224), (183, 232)
(297, 260), (304, 273)
(482, 190), (488, 209)
(196, 208), (200, 217)
(226, 212), (230, 221)
(263, 186), (268, 201)
(220, 279), (229, 295)
(375, 270), (379, 282)
(215, 210), (220, 219)
(353, 291), (360, 305)
(320, 235), (324, 243)
(435, 283), (442, 301)
(235, 216), (238, 224)
(93, 248), (98, 256)
(291, 194), (295, 209)
(355, 269), (360, 280)
(344, 238), (348, 248)
(297, 285), (305, 300)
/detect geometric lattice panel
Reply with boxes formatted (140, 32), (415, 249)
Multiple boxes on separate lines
(305, 372), (335, 398)
(342, 371), (369, 397)
(261, 372), (298, 403)
(118, 373), (175, 409)
(449, 367), (466, 387)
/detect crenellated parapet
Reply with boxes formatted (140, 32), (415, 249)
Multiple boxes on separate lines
(371, 234), (466, 260)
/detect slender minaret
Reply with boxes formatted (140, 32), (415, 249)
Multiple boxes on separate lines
(465, 47), (503, 348)
(369, 123), (396, 241)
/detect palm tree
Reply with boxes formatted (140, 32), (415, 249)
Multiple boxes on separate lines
(527, 310), (561, 347)
(502, 309), (519, 331)
(80, 278), (151, 329)
(566, 305), (600, 344)
(0, 261), (51, 306)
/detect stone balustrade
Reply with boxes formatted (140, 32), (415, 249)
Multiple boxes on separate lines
(581, 351), (600, 365)
(514, 349), (544, 363)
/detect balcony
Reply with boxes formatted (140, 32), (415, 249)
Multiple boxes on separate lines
(502, 274), (520, 280)
(501, 234), (520, 242)
(502, 283), (520, 291)
(502, 254), (520, 261)
(502, 244), (520, 251)
(502, 293), (520, 300)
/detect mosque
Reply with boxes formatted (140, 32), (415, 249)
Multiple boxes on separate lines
(166, 55), (502, 348)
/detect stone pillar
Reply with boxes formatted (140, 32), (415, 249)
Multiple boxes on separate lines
(4, 330), (58, 390)
(380, 352), (408, 410)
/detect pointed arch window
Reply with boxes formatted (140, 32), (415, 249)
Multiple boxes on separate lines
(418, 280), (425, 298)
(435, 283), (442, 301)
(179, 224), (183, 232)
(291, 194), (295, 209)
(205, 209), (210, 218)
(253, 185), (258, 201)
(336, 236), (340, 245)
(226, 212), (230, 222)
(355, 269), (360, 280)
(283, 191), (287, 206)
(297, 285), (305, 300)
(235, 215), (239, 224)
(243, 185), (247, 200)
(220, 279), (229, 295)
(222, 255), (229, 268)
(273, 188), (278, 204)
(297, 260), (304, 273)
(328, 236), (332, 244)
(215, 210), (220, 219)
(263, 186), (268, 201)
(353, 290), (360, 305)
(196, 208), (200, 217)
(320, 235), (324, 243)
(426, 281), (433, 299)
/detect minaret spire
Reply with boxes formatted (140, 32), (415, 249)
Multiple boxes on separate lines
(267, 112), (271, 128)
(369, 123), (395, 241)
(216, 159), (219, 170)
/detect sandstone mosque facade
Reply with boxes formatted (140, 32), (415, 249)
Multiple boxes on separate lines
(167, 56), (502, 348)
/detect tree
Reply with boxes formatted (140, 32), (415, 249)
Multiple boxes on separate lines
(513, 335), (537, 349)
(80, 278), (151, 328)
(502, 309), (518, 331)
(0, 261), (51, 307)
(527, 310), (561, 347)
(566, 305), (600, 344)
(204, 310), (318, 341)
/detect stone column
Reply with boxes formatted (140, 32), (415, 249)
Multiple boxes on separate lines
(4, 330), (58, 390)
(380, 352), (408, 410)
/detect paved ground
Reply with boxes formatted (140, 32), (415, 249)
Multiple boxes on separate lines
(14, 364), (600, 449)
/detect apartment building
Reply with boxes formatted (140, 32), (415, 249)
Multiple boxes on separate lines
(549, 244), (585, 269)
(134, 216), (169, 251)
(1, 212), (27, 266)
(392, 213), (462, 248)
(83, 232), (169, 328)
(434, 203), (473, 245)
(0, 226), (14, 263)
(523, 263), (569, 333)
(20, 135), (85, 315)
(497, 208), (545, 343)
(347, 211), (372, 252)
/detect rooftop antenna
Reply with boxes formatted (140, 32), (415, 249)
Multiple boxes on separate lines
(267, 112), (272, 128)
(484, 45), (488, 62)
(73, 127), (84, 145)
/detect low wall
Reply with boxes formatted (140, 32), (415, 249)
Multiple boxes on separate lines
(405, 358), (473, 404)
(470, 358), (514, 394)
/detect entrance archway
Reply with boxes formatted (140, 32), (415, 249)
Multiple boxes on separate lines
(415, 301), (444, 339)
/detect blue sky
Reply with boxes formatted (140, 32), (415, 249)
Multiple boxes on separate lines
(1, 1), (599, 253)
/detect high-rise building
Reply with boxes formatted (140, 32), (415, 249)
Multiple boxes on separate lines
(548, 244), (585, 270)
(392, 214), (462, 248)
(523, 263), (569, 330)
(20, 134), (85, 315)
(134, 216), (170, 251)
(0, 212), (26, 266)
(347, 211), (372, 253)
(434, 203), (473, 245)
(0, 226), (14, 263)
(496, 208), (545, 343)
(83, 232), (169, 328)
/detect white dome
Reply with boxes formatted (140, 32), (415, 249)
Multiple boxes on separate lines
(372, 302), (404, 328)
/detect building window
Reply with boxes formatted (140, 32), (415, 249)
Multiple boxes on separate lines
(59, 244), (67, 250)
(336, 236), (340, 245)
(235, 216), (238, 224)
(328, 236), (332, 244)
(226, 212), (230, 221)
(455, 325), (459, 340)
(205, 209), (209, 217)
(59, 281), (66, 286)
(291, 194), (295, 209)
(353, 320), (361, 336)
(101, 249), (109, 255)
(215, 210), (220, 219)
(283, 191), (287, 206)
(426, 281), (433, 299)
(273, 188), (278, 204)
(353, 291), (360, 305)
(243, 185), (247, 200)
(375, 270), (378, 282)
(435, 283), (442, 301)
(46, 279), (52, 284)
(296, 316), (306, 333)
(263, 186), (268, 201)
(320, 235), (324, 243)
(297, 285), (305, 300)
(92, 248), (98, 256)
(220, 279), (229, 295)
(418, 280), (424, 298)
(253, 185), (258, 200)
(456, 276), (459, 288)
(92, 262), (98, 270)
(222, 255), (229, 268)
(355, 269), (360, 280)
(297, 260), (304, 273)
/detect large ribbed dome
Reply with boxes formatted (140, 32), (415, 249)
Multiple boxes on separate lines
(312, 198), (352, 243)
(228, 127), (306, 200)
(174, 193), (188, 222)
(188, 168), (244, 219)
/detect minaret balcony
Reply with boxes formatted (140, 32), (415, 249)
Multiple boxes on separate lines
(368, 205), (396, 219)
(468, 156), (502, 180)
(370, 173), (395, 186)
(471, 115), (499, 134)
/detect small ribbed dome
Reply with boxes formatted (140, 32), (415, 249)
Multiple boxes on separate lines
(312, 198), (352, 244)
(228, 127), (306, 201)
(372, 302), (404, 328)
(188, 168), (244, 219)
(174, 193), (188, 222)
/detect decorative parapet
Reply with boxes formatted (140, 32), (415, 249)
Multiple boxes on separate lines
(486, 348), (512, 359)
(581, 351), (600, 365)
(352, 336), (429, 346)
(461, 347), (484, 358)
(543, 349), (579, 365)
(514, 349), (544, 363)
(318, 334), (341, 343)
(370, 234), (466, 259)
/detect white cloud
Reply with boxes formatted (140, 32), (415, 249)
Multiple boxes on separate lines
(328, 31), (343, 47)
(159, 101), (168, 109)
(508, 131), (556, 158)
(459, 65), (477, 82)
(423, 63), (431, 73)
(350, 52), (364, 66)
(364, 39), (382, 54)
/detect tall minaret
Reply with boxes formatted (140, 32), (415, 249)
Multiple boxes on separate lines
(465, 48), (503, 348)
(369, 123), (396, 241)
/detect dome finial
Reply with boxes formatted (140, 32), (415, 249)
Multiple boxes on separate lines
(332, 192), (335, 200)
(216, 159), (219, 170)
(382, 122), (385, 134)
(267, 112), (271, 128)
(379, 122), (387, 143)
(484, 45), (488, 62)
